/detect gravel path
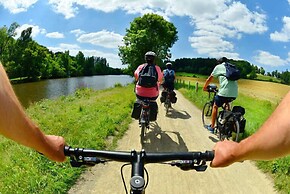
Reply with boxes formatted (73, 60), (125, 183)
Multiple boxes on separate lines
(68, 90), (276, 194)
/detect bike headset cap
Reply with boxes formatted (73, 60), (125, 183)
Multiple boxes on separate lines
(145, 51), (156, 63)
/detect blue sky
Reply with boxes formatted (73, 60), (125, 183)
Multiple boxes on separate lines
(0, 0), (290, 73)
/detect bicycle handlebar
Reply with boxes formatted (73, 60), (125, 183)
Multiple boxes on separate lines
(64, 146), (214, 170)
(64, 146), (214, 193)
(205, 84), (218, 93)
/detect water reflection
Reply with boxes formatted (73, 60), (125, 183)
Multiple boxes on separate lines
(13, 75), (134, 108)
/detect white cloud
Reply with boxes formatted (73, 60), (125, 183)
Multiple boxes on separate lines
(46, 32), (65, 39)
(70, 29), (85, 37)
(270, 16), (290, 42)
(77, 30), (123, 49)
(187, 1), (267, 59)
(254, 50), (287, 67)
(0, 0), (38, 13)
(47, 43), (79, 53)
(45, 0), (267, 59)
(15, 24), (46, 39)
(48, 0), (78, 19)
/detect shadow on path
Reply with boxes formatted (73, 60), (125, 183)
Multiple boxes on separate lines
(164, 108), (191, 120)
(142, 122), (189, 152)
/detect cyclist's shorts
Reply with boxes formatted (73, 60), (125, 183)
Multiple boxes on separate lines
(136, 94), (158, 101)
(214, 95), (236, 107)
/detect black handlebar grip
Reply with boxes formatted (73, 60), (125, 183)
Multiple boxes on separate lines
(205, 150), (215, 161)
(64, 146), (71, 156)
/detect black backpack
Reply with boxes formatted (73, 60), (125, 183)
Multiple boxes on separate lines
(137, 64), (158, 88)
(224, 62), (241, 81)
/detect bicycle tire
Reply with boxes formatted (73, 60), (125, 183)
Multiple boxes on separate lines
(202, 102), (212, 127)
(140, 123), (146, 144)
(165, 100), (170, 115)
(232, 119), (240, 142)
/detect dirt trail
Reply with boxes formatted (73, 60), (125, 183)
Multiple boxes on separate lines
(68, 91), (277, 194)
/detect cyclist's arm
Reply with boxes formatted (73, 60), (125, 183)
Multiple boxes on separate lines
(203, 75), (214, 91)
(211, 91), (290, 167)
(156, 66), (163, 83)
(0, 63), (66, 162)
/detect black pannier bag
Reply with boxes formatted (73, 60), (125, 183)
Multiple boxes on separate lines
(217, 110), (235, 135)
(160, 90), (167, 103)
(149, 101), (158, 121)
(170, 91), (177, 103)
(232, 106), (246, 133)
(131, 102), (141, 119)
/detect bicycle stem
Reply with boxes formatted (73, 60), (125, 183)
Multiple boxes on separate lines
(130, 150), (146, 192)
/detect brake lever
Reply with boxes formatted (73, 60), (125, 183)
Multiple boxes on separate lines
(70, 155), (106, 167)
(171, 160), (208, 171)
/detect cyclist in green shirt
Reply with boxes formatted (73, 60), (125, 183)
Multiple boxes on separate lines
(211, 90), (290, 167)
(203, 57), (238, 133)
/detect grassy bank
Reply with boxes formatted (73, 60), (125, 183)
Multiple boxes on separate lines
(0, 84), (136, 193)
(175, 82), (290, 193)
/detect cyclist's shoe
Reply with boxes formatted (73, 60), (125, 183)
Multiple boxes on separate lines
(206, 125), (214, 133)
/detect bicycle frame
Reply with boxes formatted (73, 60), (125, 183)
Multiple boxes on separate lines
(140, 101), (150, 127)
(64, 146), (214, 194)
(139, 99), (151, 144)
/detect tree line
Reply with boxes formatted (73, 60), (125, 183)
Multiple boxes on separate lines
(172, 58), (253, 79)
(1, 17), (290, 85)
(0, 22), (122, 82)
(170, 57), (290, 84)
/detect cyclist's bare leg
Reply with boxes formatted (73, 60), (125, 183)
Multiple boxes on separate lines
(224, 102), (231, 111)
(211, 103), (218, 128)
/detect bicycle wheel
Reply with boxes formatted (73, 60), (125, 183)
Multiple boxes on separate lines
(202, 102), (212, 127)
(218, 120), (240, 142)
(164, 96), (170, 115)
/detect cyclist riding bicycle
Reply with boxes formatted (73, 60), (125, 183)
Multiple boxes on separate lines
(203, 57), (238, 133)
(163, 62), (175, 91)
(160, 62), (177, 104)
(131, 51), (163, 121)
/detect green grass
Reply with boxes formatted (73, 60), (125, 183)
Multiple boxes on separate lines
(175, 82), (290, 193)
(0, 84), (136, 193)
(255, 74), (282, 83)
(175, 72), (208, 79)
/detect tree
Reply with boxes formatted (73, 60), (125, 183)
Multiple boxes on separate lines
(119, 13), (178, 73)
(75, 51), (85, 76)
(0, 22), (19, 63)
(260, 67), (265, 75)
(249, 70), (257, 79)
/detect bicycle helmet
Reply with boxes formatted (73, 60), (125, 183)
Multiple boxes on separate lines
(166, 62), (172, 67)
(145, 51), (156, 63)
(217, 57), (228, 64)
